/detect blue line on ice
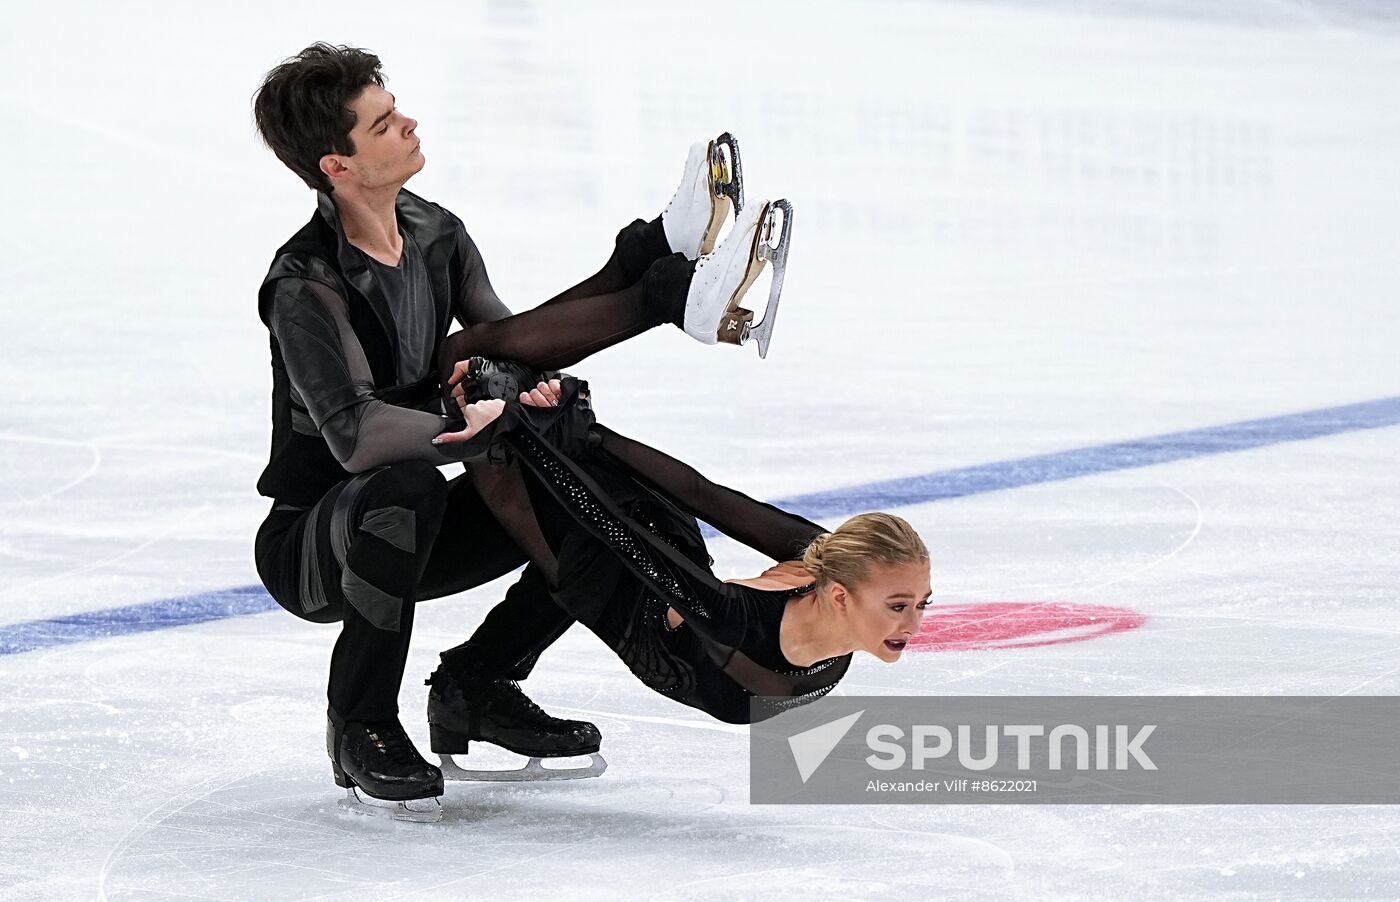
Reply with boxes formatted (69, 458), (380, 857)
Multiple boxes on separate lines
(759, 395), (1400, 520)
(3, 396), (1398, 657)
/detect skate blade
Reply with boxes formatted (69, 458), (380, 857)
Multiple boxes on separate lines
(712, 131), (743, 214)
(439, 751), (607, 783)
(338, 787), (443, 823)
(699, 133), (743, 256)
(715, 200), (775, 347)
(743, 199), (793, 359)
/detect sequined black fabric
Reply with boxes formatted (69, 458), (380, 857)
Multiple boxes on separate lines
(496, 420), (851, 724)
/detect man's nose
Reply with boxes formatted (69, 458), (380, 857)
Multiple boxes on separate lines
(405, 117), (418, 136)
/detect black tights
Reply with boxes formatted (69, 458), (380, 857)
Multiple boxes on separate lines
(436, 220), (692, 381)
(461, 418), (824, 612)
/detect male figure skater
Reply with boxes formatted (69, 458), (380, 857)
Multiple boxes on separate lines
(249, 43), (786, 818)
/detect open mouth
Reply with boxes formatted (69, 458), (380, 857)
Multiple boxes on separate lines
(884, 639), (907, 652)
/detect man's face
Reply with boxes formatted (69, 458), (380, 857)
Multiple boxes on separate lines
(324, 84), (424, 191)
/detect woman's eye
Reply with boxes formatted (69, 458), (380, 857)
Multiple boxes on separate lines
(917, 600), (931, 609)
(891, 604), (907, 613)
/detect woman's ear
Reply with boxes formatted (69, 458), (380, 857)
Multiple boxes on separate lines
(828, 581), (850, 613)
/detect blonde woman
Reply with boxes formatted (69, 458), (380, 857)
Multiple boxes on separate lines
(429, 367), (932, 728)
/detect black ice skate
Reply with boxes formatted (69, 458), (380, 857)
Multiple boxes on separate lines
(425, 664), (607, 782)
(327, 710), (444, 823)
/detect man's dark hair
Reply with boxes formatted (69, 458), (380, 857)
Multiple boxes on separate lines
(253, 43), (385, 193)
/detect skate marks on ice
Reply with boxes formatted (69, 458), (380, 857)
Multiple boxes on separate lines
(75, 682), (736, 898)
(84, 757), (1400, 900)
(92, 756), (738, 899)
(0, 432), (102, 508)
(656, 822), (1017, 901)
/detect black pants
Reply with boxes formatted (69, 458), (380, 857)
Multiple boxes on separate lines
(255, 462), (569, 720)
(254, 218), (683, 721)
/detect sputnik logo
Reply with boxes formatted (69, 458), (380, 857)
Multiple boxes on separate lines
(787, 710), (864, 783)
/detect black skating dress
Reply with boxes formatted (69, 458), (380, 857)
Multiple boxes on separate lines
(439, 373), (851, 724)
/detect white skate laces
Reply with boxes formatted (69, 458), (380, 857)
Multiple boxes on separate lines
(661, 132), (744, 258)
(682, 197), (794, 358)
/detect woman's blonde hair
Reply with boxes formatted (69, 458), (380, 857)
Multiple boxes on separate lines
(800, 513), (928, 589)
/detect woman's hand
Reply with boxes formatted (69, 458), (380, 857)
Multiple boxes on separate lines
(520, 379), (563, 407)
(444, 358), (565, 417)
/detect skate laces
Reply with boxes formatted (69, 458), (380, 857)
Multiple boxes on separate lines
(490, 681), (574, 730)
(361, 721), (425, 766)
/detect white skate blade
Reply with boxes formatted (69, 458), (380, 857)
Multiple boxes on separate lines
(338, 787), (443, 823)
(439, 751), (607, 783)
(744, 199), (794, 359)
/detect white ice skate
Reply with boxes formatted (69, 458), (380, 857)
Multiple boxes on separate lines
(661, 132), (744, 259)
(337, 787), (443, 823)
(682, 198), (794, 358)
(438, 750), (608, 783)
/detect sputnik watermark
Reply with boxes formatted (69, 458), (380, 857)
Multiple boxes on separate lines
(788, 714), (1156, 785)
(864, 723), (1156, 771)
(751, 697), (1400, 804)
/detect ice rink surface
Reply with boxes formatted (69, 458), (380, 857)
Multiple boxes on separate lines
(3, 0), (1400, 898)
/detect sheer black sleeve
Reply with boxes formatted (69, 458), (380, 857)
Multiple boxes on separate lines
(451, 221), (513, 326)
(267, 278), (474, 472)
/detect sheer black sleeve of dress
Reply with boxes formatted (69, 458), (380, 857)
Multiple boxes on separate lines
(436, 375), (852, 724)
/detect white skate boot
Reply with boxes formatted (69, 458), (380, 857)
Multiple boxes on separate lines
(661, 132), (744, 258)
(681, 198), (794, 358)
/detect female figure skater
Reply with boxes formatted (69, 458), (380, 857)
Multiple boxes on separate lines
(430, 365), (932, 728)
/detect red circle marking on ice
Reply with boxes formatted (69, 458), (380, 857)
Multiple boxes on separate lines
(908, 602), (1145, 652)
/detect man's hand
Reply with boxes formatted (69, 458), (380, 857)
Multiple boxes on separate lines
(444, 359), (475, 419)
(432, 398), (506, 446)
(764, 561), (816, 583)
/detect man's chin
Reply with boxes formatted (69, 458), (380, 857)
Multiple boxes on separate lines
(394, 157), (426, 188)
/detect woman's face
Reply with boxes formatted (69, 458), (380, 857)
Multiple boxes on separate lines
(840, 559), (932, 662)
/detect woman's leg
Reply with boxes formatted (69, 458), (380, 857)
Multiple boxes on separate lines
(536, 217), (672, 308)
(497, 424), (847, 718)
(437, 252), (691, 381)
(416, 471), (574, 682)
(457, 452), (709, 710)
(589, 425), (826, 563)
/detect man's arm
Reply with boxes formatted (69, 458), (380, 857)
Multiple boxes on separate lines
(438, 226), (513, 389)
(269, 277), (468, 472)
(452, 227), (512, 326)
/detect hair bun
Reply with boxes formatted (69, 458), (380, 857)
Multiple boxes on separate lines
(801, 533), (831, 576)
(800, 514), (928, 590)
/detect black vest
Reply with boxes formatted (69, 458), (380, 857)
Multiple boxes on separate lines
(255, 189), (464, 505)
